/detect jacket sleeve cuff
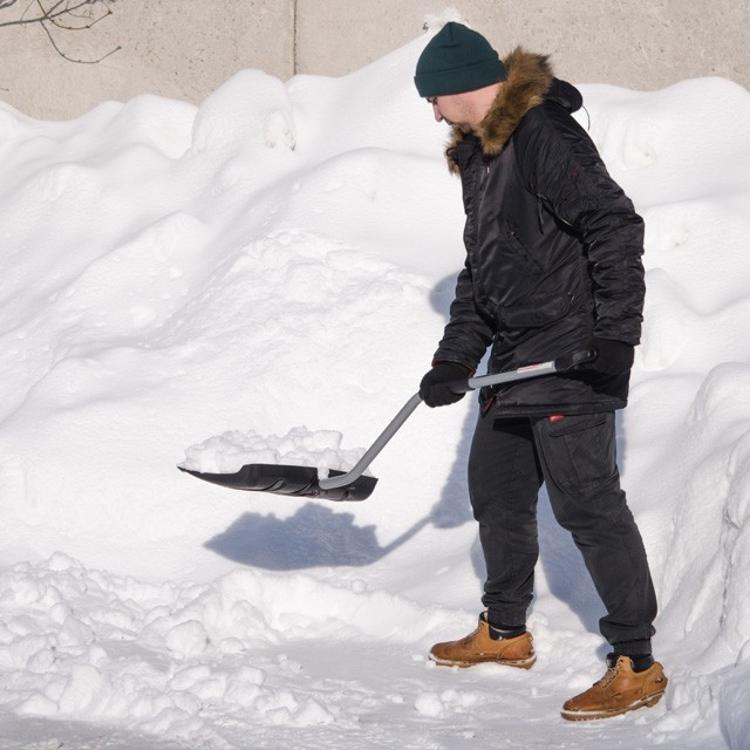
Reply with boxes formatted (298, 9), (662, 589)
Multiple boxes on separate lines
(431, 358), (476, 377)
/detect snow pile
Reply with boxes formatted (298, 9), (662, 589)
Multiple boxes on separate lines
(181, 425), (366, 476)
(0, 553), (461, 745)
(1, 17), (750, 750)
(645, 364), (750, 745)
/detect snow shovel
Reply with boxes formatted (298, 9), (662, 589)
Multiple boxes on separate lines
(178, 349), (595, 502)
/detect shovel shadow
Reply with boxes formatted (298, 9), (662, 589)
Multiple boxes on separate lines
(205, 503), (431, 570)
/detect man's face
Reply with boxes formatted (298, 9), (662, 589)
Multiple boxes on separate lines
(425, 82), (503, 132)
(427, 93), (475, 131)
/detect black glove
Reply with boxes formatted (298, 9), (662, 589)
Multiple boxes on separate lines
(587, 337), (635, 375)
(419, 362), (470, 408)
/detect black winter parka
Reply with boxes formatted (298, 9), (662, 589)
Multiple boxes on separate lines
(434, 49), (646, 416)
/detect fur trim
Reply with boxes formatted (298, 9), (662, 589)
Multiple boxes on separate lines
(445, 47), (553, 173)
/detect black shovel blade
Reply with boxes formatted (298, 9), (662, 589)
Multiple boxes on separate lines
(178, 463), (377, 502)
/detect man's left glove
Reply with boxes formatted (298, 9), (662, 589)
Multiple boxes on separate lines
(587, 337), (635, 375)
(419, 362), (470, 408)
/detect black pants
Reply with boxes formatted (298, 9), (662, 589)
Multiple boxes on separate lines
(468, 411), (657, 655)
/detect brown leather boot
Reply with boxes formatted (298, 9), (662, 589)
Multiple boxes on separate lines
(429, 615), (535, 669)
(561, 655), (668, 721)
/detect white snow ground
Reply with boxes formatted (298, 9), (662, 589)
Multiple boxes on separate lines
(2, 17), (750, 750)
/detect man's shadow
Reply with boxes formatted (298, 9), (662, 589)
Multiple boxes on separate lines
(533, 418), (629, 650)
(205, 271), (621, 643)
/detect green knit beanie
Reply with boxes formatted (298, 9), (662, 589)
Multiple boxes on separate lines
(414, 22), (507, 98)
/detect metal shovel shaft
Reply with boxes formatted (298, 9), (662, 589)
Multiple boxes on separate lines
(319, 392), (424, 490)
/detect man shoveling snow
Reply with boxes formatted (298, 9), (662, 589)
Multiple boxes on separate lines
(413, 21), (667, 721)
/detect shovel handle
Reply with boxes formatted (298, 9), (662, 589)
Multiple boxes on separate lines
(447, 347), (597, 394)
(318, 349), (596, 491)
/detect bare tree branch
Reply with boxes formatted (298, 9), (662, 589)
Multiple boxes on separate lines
(47, 1), (112, 31)
(0, 0), (121, 65)
(56, 7), (112, 31)
(0, 0), (110, 28)
(38, 16), (120, 63)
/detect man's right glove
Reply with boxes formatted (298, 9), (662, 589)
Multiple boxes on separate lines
(419, 362), (470, 408)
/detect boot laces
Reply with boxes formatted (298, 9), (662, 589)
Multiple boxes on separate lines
(594, 664), (620, 690)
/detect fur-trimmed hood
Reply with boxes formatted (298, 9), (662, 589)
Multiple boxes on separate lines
(446, 48), (581, 171)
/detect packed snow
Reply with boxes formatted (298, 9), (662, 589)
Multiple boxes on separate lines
(1, 13), (750, 750)
(180, 426), (366, 477)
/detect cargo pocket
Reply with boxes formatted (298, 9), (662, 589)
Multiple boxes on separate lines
(536, 413), (618, 496)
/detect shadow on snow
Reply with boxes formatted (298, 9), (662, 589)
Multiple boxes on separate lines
(205, 504), (431, 569)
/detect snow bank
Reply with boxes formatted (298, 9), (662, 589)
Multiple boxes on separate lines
(0, 553), (461, 744)
(1, 17), (750, 750)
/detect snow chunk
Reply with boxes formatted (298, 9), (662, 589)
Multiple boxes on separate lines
(414, 691), (445, 718)
(423, 7), (464, 32)
(191, 69), (295, 154)
(16, 692), (59, 717)
(180, 425), (366, 478)
(58, 664), (109, 714)
(164, 620), (210, 658)
(291, 698), (334, 727)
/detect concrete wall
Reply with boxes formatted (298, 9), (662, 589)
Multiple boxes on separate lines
(0, 0), (294, 120)
(1, 0), (748, 120)
(300, 0), (750, 88)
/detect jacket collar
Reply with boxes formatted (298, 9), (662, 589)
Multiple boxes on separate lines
(446, 47), (554, 171)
